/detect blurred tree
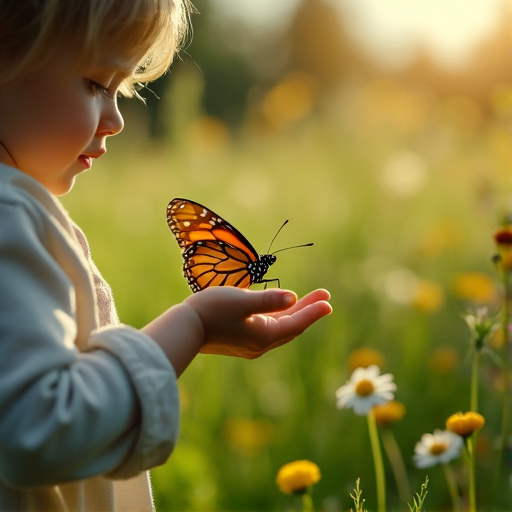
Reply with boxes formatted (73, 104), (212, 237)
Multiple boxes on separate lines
(144, 0), (255, 138)
(394, 11), (512, 109)
(286, 0), (369, 91)
(138, 0), (512, 139)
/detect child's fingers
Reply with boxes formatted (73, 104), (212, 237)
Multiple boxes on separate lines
(239, 288), (331, 316)
(273, 300), (332, 340)
(187, 286), (298, 316)
(283, 288), (331, 314)
(245, 300), (332, 355)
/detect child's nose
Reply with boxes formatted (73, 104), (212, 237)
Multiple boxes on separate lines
(98, 102), (124, 137)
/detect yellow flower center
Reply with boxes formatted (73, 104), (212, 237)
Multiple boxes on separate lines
(429, 442), (447, 456)
(355, 379), (375, 397)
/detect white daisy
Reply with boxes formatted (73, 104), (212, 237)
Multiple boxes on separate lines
(335, 365), (396, 416)
(413, 429), (464, 468)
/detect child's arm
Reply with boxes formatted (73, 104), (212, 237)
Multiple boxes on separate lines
(142, 287), (332, 377)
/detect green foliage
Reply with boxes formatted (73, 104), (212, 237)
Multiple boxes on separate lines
(62, 70), (512, 510)
(407, 477), (429, 512)
(350, 479), (368, 512)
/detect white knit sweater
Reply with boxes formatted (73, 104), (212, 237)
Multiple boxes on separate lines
(0, 164), (180, 511)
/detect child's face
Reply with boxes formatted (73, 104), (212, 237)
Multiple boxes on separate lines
(0, 50), (138, 195)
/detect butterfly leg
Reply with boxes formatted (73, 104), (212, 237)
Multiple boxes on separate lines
(262, 278), (281, 289)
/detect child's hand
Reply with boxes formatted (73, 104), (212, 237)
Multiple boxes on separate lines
(143, 287), (331, 376)
(184, 287), (332, 359)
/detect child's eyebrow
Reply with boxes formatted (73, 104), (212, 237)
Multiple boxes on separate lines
(97, 57), (137, 78)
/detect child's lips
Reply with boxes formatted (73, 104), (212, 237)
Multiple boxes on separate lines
(78, 155), (92, 169)
(79, 148), (106, 169)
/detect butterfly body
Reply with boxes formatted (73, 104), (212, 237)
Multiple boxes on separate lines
(167, 198), (281, 292)
(248, 253), (277, 283)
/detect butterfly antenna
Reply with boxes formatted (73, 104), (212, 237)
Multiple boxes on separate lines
(271, 242), (314, 255)
(267, 220), (313, 255)
(267, 220), (289, 254)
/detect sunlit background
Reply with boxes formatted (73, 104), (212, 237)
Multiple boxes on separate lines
(63, 0), (512, 510)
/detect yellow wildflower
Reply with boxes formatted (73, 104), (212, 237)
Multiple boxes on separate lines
(411, 278), (444, 312)
(347, 347), (384, 372)
(276, 460), (321, 495)
(446, 411), (485, 437)
(451, 272), (496, 304)
(224, 419), (275, 456)
(428, 346), (460, 375)
(494, 227), (512, 272)
(373, 400), (406, 427)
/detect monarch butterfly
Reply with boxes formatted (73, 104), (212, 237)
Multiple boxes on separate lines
(166, 198), (313, 293)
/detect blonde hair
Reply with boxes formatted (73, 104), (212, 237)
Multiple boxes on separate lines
(0, 0), (192, 96)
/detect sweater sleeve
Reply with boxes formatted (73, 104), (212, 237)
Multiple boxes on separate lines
(0, 192), (179, 489)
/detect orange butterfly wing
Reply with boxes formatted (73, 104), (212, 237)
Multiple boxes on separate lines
(182, 241), (254, 291)
(166, 198), (273, 292)
(166, 198), (259, 257)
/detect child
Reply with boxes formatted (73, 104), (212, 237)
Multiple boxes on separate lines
(0, 1), (332, 510)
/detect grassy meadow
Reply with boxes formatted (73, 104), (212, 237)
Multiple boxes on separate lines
(62, 71), (512, 511)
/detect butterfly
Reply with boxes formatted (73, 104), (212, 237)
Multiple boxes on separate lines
(166, 198), (313, 293)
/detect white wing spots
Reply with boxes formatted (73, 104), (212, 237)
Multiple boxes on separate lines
(183, 221), (190, 227)
(179, 204), (185, 209)
(200, 208), (208, 217)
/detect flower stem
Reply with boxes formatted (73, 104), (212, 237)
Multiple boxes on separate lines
(493, 265), (512, 507)
(442, 463), (461, 512)
(367, 410), (386, 512)
(466, 436), (477, 512)
(380, 428), (411, 503)
(470, 348), (480, 413)
(300, 492), (314, 512)
(500, 278), (510, 441)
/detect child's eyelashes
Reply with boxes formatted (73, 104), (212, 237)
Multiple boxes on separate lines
(86, 79), (116, 99)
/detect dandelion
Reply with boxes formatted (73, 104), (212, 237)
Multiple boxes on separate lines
(335, 365), (396, 416)
(414, 429), (464, 511)
(276, 460), (320, 512)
